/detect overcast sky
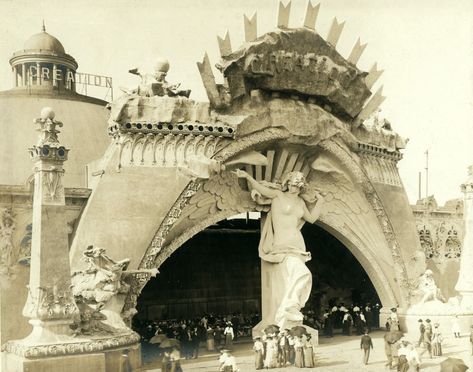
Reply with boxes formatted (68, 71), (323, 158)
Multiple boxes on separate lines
(0, 0), (472, 205)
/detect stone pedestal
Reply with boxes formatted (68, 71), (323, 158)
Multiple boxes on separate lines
(455, 165), (473, 311)
(4, 352), (105, 372)
(2, 335), (141, 372)
(254, 259), (319, 345)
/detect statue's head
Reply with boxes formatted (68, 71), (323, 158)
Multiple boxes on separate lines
(424, 269), (433, 277)
(154, 58), (170, 81)
(282, 171), (306, 192)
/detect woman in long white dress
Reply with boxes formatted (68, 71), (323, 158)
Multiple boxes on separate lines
(451, 316), (461, 338)
(224, 323), (234, 350)
(264, 336), (278, 368)
(294, 336), (305, 368)
(432, 324), (443, 356)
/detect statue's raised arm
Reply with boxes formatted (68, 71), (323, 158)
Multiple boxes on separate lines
(234, 169), (279, 199)
(301, 190), (325, 224)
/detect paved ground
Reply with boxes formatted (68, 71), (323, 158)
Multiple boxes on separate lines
(143, 331), (473, 371)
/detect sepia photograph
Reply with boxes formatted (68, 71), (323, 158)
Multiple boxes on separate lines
(0, 0), (472, 371)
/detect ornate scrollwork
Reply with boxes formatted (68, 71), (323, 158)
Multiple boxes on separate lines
(1, 332), (140, 358)
(22, 284), (79, 321)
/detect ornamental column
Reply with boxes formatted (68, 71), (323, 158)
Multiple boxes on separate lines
(21, 107), (79, 344)
(455, 165), (473, 310)
(11, 66), (17, 87)
(36, 62), (41, 85)
(21, 63), (26, 86)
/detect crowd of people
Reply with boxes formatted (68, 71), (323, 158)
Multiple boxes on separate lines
(134, 313), (260, 360)
(135, 306), (473, 371)
(321, 302), (381, 337)
(252, 328), (315, 369)
(382, 313), (473, 371)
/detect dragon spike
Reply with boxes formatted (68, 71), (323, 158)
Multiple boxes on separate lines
(244, 12), (257, 42)
(357, 85), (386, 123)
(365, 62), (384, 89)
(348, 37), (367, 65)
(217, 30), (232, 57)
(277, 1), (291, 28)
(326, 17), (345, 47)
(196, 52), (222, 108)
(303, 1), (320, 30)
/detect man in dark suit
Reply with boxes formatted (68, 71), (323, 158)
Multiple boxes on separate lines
(417, 319), (425, 347)
(360, 331), (373, 365)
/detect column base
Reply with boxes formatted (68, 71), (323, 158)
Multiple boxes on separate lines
(2, 331), (141, 371)
(4, 351), (105, 372)
(21, 319), (75, 346)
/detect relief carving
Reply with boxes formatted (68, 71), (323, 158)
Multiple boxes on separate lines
(22, 284), (79, 321)
(42, 169), (64, 202)
(17, 223), (32, 266)
(0, 208), (15, 276)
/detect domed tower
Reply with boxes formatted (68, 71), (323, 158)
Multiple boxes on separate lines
(9, 22), (78, 92)
(0, 25), (113, 350)
(0, 24), (110, 187)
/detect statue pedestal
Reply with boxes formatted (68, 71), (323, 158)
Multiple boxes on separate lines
(254, 259), (318, 344)
(399, 300), (473, 337)
(4, 351), (106, 372)
(2, 332), (141, 372)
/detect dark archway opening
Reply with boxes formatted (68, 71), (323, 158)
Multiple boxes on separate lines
(301, 223), (380, 319)
(133, 217), (380, 339)
(136, 219), (262, 324)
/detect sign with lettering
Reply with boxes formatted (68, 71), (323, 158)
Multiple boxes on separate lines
(29, 66), (112, 89)
(220, 28), (371, 118)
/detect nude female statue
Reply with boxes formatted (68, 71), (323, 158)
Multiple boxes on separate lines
(234, 169), (325, 328)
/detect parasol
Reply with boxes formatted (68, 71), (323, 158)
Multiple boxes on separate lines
(290, 326), (309, 337)
(159, 337), (180, 349)
(384, 330), (404, 344)
(264, 324), (280, 335)
(440, 357), (469, 372)
(149, 333), (167, 345)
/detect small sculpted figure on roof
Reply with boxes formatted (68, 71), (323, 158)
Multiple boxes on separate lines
(128, 58), (191, 98)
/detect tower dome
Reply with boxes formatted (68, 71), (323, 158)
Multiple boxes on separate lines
(24, 30), (65, 55)
(9, 23), (78, 91)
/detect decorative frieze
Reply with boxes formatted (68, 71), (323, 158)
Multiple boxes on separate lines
(23, 284), (78, 321)
(2, 332), (140, 358)
(357, 143), (403, 187)
(412, 196), (464, 263)
(114, 131), (231, 171)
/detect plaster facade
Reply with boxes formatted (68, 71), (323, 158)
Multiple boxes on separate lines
(67, 26), (428, 334)
(0, 6), (471, 371)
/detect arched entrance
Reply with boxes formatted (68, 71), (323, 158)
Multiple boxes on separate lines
(132, 213), (385, 348)
(133, 137), (404, 316)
